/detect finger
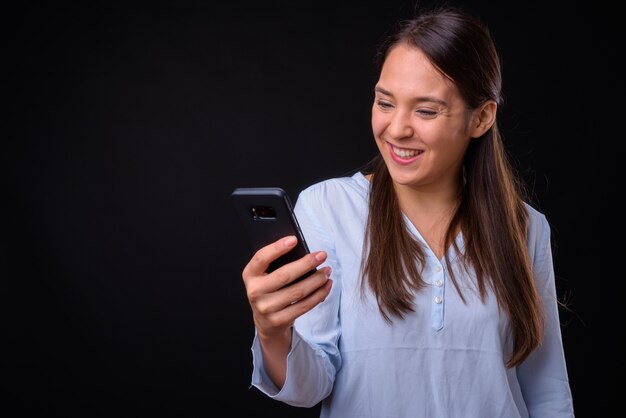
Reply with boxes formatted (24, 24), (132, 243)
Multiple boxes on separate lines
(246, 250), (328, 302)
(242, 235), (299, 279)
(269, 250), (327, 290)
(276, 275), (333, 321)
(255, 274), (333, 330)
(276, 266), (332, 306)
(250, 266), (331, 319)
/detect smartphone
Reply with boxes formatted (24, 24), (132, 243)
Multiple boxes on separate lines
(230, 187), (317, 283)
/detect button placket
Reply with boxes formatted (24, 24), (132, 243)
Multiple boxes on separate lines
(431, 263), (445, 331)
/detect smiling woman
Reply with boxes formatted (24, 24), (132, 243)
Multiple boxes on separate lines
(236, 5), (575, 418)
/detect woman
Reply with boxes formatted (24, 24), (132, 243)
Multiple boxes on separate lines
(241, 6), (574, 417)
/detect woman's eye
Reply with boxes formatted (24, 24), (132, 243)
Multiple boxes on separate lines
(376, 99), (393, 110)
(416, 109), (438, 119)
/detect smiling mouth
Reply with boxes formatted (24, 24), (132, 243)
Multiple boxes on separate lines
(391, 144), (423, 159)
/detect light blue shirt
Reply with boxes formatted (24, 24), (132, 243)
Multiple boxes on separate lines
(251, 172), (574, 417)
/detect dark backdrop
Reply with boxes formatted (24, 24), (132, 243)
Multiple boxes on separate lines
(3, 1), (620, 417)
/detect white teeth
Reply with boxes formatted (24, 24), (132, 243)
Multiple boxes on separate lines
(392, 145), (420, 158)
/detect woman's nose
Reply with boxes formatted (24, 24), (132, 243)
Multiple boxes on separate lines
(387, 111), (414, 139)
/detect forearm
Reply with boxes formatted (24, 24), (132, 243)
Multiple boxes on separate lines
(257, 327), (293, 389)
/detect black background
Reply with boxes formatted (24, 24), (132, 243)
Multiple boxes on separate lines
(3, 1), (620, 417)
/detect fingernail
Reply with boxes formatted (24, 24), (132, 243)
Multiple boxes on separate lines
(314, 251), (326, 261)
(284, 236), (297, 246)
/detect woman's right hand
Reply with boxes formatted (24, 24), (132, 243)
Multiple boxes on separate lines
(241, 235), (332, 387)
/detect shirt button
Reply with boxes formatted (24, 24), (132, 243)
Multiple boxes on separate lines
(435, 265), (442, 273)
(434, 296), (442, 304)
(435, 280), (443, 287)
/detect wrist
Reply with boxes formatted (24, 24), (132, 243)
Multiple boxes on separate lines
(257, 326), (293, 355)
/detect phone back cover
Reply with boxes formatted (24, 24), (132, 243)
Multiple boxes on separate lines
(230, 187), (311, 275)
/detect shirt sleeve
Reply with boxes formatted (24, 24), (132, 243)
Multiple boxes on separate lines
(249, 184), (342, 407)
(516, 208), (575, 417)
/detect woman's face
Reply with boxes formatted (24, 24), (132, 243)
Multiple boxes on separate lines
(371, 43), (473, 195)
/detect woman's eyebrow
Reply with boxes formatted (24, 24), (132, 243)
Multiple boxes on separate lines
(374, 86), (447, 106)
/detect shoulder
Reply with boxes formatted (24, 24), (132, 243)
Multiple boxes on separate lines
(293, 173), (369, 244)
(524, 202), (550, 236)
(297, 172), (370, 209)
(523, 202), (553, 259)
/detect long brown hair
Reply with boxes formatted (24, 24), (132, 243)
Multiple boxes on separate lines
(361, 7), (544, 368)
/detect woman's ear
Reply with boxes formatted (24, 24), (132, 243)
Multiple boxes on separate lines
(470, 100), (497, 138)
